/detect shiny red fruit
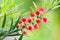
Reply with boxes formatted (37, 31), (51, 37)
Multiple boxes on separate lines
(27, 26), (32, 31)
(42, 18), (47, 23)
(27, 18), (32, 23)
(30, 12), (34, 17)
(16, 25), (19, 28)
(39, 7), (44, 12)
(23, 31), (27, 35)
(18, 20), (22, 24)
(36, 19), (40, 24)
(36, 11), (40, 16)
(22, 17), (26, 22)
(22, 25), (26, 29)
(34, 24), (38, 29)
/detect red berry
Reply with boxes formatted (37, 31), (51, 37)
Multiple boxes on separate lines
(22, 25), (26, 29)
(18, 20), (22, 24)
(42, 18), (47, 23)
(39, 7), (44, 12)
(36, 19), (40, 24)
(30, 12), (34, 17)
(16, 25), (19, 28)
(22, 17), (26, 22)
(23, 31), (27, 35)
(27, 26), (32, 31)
(27, 18), (32, 23)
(34, 24), (38, 29)
(36, 11), (40, 16)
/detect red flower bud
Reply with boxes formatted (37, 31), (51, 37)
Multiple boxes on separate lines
(36, 19), (40, 24)
(16, 25), (19, 28)
(34, 24), (38, 29)
(42, 18), (47, 23)
(18, 20), (22, 24)
(27, 26), (32, 31)
(23, 31), (27, 35)
(36, 11), (40, 16)
(39, 7), (44, 12)
(27, 18), (32, 23)
(22, 17), (26, 22)
(22, 25), (26, 29)
(30, 12), (34, 17)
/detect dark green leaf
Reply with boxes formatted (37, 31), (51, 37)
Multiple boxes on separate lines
(9, 18), (13, 31)
(2, 13), (6, 28)
(18, 34), (23, 40)
(11, 15), (21, 30)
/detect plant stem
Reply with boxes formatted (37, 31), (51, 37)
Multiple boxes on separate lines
(6, 34), (21, 36)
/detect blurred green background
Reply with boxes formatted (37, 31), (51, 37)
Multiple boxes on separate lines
(0, 0), (60, 40)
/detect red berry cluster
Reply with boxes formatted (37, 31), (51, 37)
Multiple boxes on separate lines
(16, 7), (47, 35)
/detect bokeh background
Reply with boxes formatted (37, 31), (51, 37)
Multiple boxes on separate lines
(0, 0), (60, 40)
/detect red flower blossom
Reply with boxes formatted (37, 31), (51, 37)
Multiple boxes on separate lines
(34, 24), (38, 29)
(39, 7), (44, 12)
(18, 20), (22, 24)
(27, 18), (32, 23)
(16, 25), (19, 28)
(27, 26), (32, 31)
(42, 18), (47, 23)
(30, 12), (34, 17)
(23, 31), (27, 35)
(22, 17), (26, 22)
(36, 19), (40, 24)
(36, 11), (40, 16)
(22, 25), (26, 29)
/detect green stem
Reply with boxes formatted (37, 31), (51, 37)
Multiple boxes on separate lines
(6, 34), (21, 36)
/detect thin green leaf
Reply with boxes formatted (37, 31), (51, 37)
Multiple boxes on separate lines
(53, 1), (60, 7)
(9, 29), (20, 34)
(52, 5), (60, 10)
(9, 18), (13, 31)
(18, 34), (23, 40)
(30, 7), (35, 12)
(11, 15), (21, 30)
(1, 0), (7, 13)
(2, 13), (6, 28)
(32, 1), (37, 9)
(9, 0), (15, 10)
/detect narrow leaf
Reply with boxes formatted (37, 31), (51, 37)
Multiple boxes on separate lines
(18, 34), (23, 40)
(53, 1), (60, 7)
(2, 13), (6, 28)
(52, 5), (60, 10)
(11, 15), (21, 30)
(32, 1), (37, 9)
(9, 18), (13, 31)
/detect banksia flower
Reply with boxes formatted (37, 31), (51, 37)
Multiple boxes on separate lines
(27, 26), (32, 31)
(36, 11), (40, 16)
(34, 23), (38, 29)
(42, 17), (47, 23)
(22, 17), (26, 22)
(30, 12), (34, 17)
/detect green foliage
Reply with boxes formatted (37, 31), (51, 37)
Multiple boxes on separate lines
(2, 13), (6, 28)
(0, 0), (60, 40)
